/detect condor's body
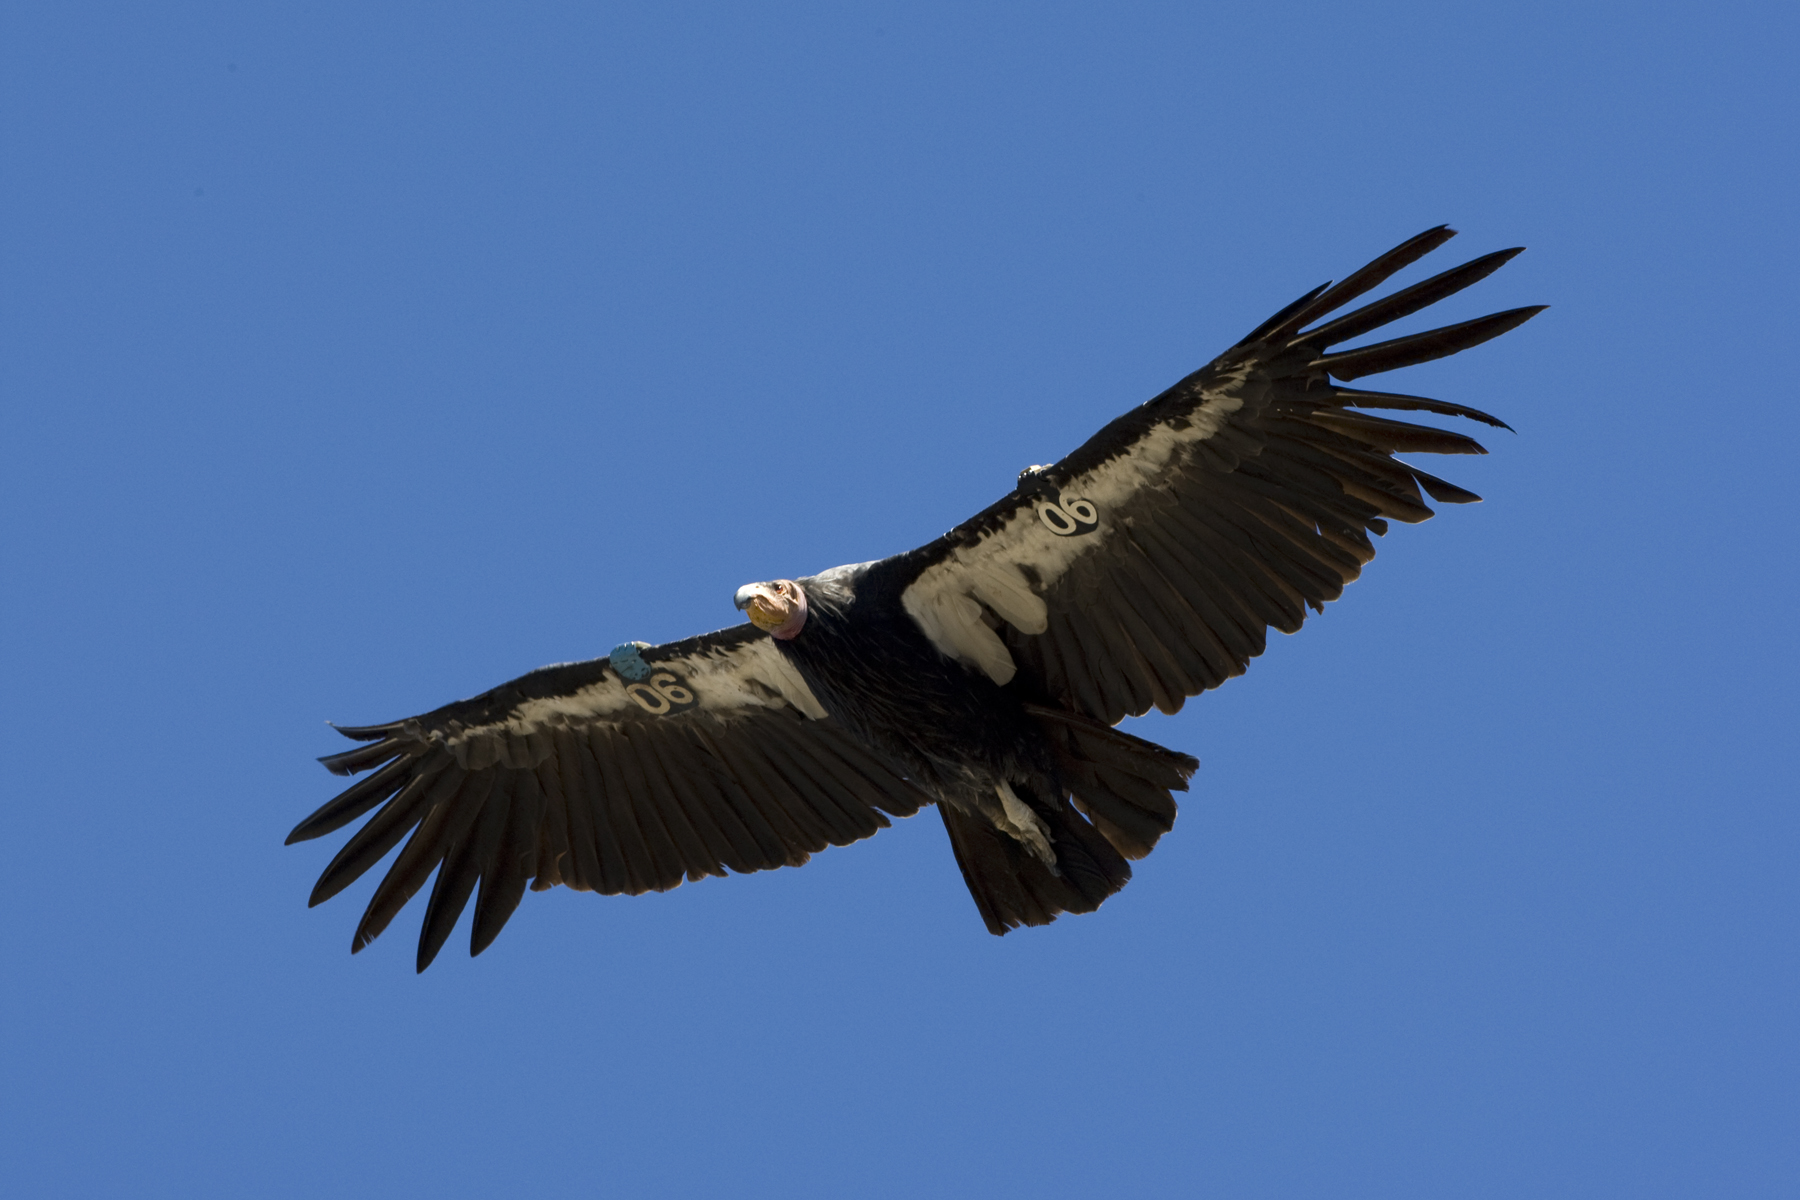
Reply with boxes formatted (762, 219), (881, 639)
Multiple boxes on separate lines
(773, 562), (1049, 804)
(768, 559), (1182, 926)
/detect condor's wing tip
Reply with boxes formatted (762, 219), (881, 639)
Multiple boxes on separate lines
(328, 720), (403, 741)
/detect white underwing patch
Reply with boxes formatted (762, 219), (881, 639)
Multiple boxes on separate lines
(966, 561), (1048, 635)
(902, 586), (1018, 685)
(446, 635), (827, 768)
(901, 383), (1247, 682)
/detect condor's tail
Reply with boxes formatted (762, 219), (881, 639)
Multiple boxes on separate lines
(942, 706), (1197, 935)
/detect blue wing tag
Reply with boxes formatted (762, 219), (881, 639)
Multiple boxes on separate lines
(610, 642), (651, 681)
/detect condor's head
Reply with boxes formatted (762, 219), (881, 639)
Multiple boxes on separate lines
(734, 579), (808, 640)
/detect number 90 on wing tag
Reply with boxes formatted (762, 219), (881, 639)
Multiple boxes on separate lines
(1036, 493), (1099, 537)
(624, 671), (699, 716)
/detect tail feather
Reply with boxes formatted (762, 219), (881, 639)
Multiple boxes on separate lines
(942, 710), (1198, 935)
(1026, 704), (1197, 860)
(941, 789), (1130, 936)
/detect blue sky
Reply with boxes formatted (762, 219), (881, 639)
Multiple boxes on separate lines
(3, 2), (1796, 1197)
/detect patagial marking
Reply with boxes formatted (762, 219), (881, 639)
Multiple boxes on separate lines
(965, 561), (1047, 635)
(624, 671), (698, 716)
(1035, 492), (1099, 537)
(445, 637), (828, 769)
(901, 385), (1250, 679)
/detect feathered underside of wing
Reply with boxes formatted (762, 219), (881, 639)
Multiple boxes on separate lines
(288, 626), (929, 971)
(898, 226), (1541, 723)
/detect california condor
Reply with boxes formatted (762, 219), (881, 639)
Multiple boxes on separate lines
(288, 226), (1541, 970)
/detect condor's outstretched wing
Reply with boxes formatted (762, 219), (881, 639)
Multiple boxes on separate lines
(288, 625), (927, 971)
(892, 227), (1540, 724)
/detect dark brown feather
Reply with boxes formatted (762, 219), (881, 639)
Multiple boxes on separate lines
(1301, 247), (1524, 348)
(569, 727), (638, 894)
(286, 754), (419, 845)
(471, 770), (543, 956)
(307, 766), (436, 908)
(1130, 521), (1264, 664)
(416, 772), (515, 971)
(600, 726), (688, 890)
(649, 735), (764, 873)
(1315, 306), (1546, 381)
(758, 728), (883, 845)
(1266, 225), (1458, 340)
(317, 737), (407, 777)
(722, 728), (840, 849)
(551, 728), (605, 892)
(530, 747), (573, 891)
(1329, 386), (1512, 431)
(690, 724), (820, 858)
(353, 770), (491, 952)
(627, 730), (729, 882)
(1303, 408), (1488, 456)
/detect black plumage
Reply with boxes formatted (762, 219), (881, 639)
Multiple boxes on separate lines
(287, 227), (1541, 968)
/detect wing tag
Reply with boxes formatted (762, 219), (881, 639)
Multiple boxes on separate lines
(1035, 492), (1099, 537)
(624, 671), (699, 716)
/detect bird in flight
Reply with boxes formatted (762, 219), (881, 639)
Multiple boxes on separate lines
(288, 226), (1541, 971)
